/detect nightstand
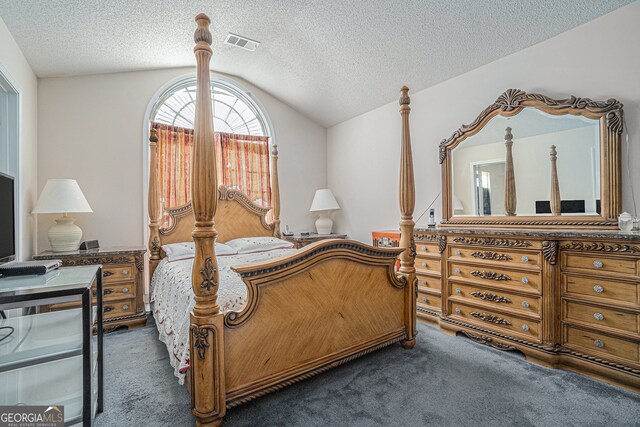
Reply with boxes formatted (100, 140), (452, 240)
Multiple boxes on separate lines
(34, 247), (147, 332)
(283, 233), (348, 249)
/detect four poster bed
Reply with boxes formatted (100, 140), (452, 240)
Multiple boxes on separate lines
(147, 14), (418, 426)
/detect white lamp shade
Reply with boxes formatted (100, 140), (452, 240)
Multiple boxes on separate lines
(32, 179), (93, 214)
(310, 189), (340, 212)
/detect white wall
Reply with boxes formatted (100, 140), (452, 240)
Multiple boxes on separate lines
(0, 16), (38, 260)
(327, 2), (640, 243)
(37, 68), (326, 252)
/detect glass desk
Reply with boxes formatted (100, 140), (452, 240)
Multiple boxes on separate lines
(0, 266), (103, 426)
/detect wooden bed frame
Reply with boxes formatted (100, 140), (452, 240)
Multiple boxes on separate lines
(147, 14), (417, 426)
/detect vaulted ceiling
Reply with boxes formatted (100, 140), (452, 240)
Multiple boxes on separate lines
(0, 0), (633, 127)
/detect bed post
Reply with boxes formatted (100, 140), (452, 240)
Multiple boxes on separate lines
(398, 86), (417, 349)
(189, 13), (226, 427)
(148, 127), (162, 278)
(270, 143), (281, 237)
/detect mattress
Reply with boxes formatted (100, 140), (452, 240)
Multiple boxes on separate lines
(150, 248), (295, 384)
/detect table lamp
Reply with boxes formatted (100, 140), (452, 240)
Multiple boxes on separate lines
(310, 189), (340, 235)
(33, 179), (93, 252)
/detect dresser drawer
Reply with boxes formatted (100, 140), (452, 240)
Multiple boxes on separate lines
(416, 274), (441, 292)
(417, 289), (441, 312)
(449, 301), (540, 341)
(103, 299), (136, 319)
(562, 253), (638, 277)
(449, 283), (540, 316)
(416, 242), (440, 257)
(563, 300), (638, 335)
(449, 262), (541, 293)
(103, 263), (136, 283)
(564, 326), (639, 365)
(449, 246), (540, 269)
(562, 274), (639, 307)
(416, 257), (441, 275)
(94, 282), (136, 302)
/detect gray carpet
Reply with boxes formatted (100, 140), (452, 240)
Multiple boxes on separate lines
(96, 318), (640, 426)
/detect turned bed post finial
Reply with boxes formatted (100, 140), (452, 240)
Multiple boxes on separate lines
(148, 127), (162, 276)
(271, 144), (281, 237)
(550, 145), (561, 216)
(190, 13), (226, 427)
(398, 86), (417, 349)
(504, 126), (517, 216)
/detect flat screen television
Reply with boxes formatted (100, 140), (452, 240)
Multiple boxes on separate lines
(0, 172), (16, 264)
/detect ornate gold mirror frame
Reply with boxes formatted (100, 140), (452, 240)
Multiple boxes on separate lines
(439, 89), (624, 228)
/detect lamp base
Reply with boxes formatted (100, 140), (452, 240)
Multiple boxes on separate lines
(315, 213), (333, 235)
(48, 215), (83, 252)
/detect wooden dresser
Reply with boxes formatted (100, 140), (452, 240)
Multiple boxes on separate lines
(34, 247), (147, 332)
(413, 228), (640, 391)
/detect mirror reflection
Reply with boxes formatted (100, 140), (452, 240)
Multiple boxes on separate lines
(451, 108), (600, 217)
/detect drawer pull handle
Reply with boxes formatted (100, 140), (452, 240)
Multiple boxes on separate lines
(104, 306), (114, 313)
(521, 256), (529, 262)
(593, 312), (605, 321)
(421, 262), (427, 267)
(455, 250), (461, 256)
(470, 291), (511, 303)
(123, 304), (129, 310)
(470, 271), (511, 281)
(123, 287), (129, 293)
(455, 288), (461, 295)
(421, 297), (428, 303)
(104, 289), (113, 295)
(593, 285), (604, 293)
(593, 260), (603, 269)
(521, 301), (530, 309)
(455, 268), (461, 274)
(103, 271), (114, 277)
(470, 312), (512, 325)
(421, 246), (427, 251)
(455, 307), (461, 314)
(122, 269), (129, 275)
(521, 277), (529, 284)
(521, 325), (530, 332)
(594, 339), (604, 348)
(421, 280), (427, 285)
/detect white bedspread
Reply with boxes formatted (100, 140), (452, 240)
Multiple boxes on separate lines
(150, 248), (295, 383)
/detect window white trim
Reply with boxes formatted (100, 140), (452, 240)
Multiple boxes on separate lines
(140, 73), (275, 249)
(0, 63), (22, 260)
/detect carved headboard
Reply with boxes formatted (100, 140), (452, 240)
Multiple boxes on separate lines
(148, 128), (281, 276)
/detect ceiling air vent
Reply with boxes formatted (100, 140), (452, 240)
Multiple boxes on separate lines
(224, 33), (260, 51)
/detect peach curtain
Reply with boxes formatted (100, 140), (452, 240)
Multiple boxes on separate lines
(151, 122), (271, 226)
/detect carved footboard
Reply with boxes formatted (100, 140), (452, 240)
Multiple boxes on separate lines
(223, 240), (407, 406)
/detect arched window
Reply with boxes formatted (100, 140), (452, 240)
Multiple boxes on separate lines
(151, 78), (268, 136)
(149, 77), (273, 224)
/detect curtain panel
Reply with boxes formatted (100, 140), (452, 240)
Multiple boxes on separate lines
(151, 122), (271, 226)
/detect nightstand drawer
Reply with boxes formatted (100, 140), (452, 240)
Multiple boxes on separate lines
(103, 264), (135, 283)
(103, 299), (136, 318)
(94, 283), (136, 301)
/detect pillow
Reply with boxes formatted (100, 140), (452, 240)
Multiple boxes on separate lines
(225, 237), (294, 254)
(162, 242), (237, 262)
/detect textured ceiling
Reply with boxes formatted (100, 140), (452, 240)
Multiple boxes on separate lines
(0, 0), (633, 127)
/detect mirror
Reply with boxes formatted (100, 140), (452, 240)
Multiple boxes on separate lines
(451, 108), (600, 217)
(439, 89), (623, 228)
